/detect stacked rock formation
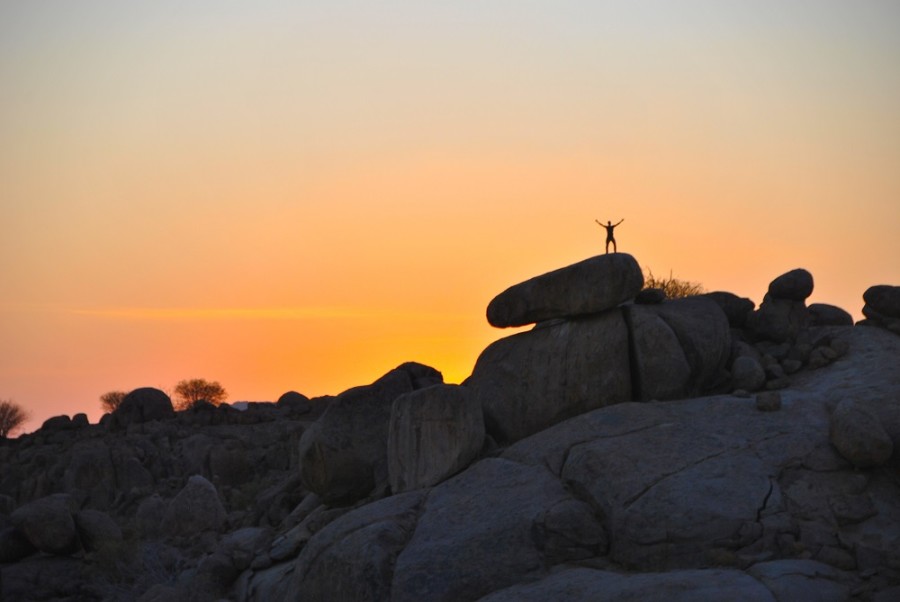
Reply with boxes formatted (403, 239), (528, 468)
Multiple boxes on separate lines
(2, 254), (900, 601)
(703, 268), (856, 395)
(469, 253), (731, 443)
(862, 284), (900, 335)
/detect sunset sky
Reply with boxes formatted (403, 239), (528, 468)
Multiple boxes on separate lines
(2, 1), (899, 435)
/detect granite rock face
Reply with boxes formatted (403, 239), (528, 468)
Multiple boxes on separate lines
(387, 385), (484, 494)
(468, 310), (632, 444)
(298, 363), (443, 505)
(486, 253), (643, 327)
(2, 255), (899, 602)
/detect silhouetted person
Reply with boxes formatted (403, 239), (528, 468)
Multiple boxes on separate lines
(596, 218), (624, 254)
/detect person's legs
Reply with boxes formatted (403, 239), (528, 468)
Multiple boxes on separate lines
(612, 238), (617, 253)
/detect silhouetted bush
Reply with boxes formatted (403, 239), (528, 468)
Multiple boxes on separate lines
(0, 399), (28, 438)
(173, 379), (228, 411)
(643, 267), (705, 299)
(100, 390), (127, 413)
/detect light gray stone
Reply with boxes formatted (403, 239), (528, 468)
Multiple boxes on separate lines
(486, 253), (643, 327)
(388, 384), (484, 493)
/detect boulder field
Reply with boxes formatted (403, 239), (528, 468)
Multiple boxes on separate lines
(1, 254), (899, 601)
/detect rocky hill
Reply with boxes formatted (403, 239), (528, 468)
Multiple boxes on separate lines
(2, 253), (899, 601)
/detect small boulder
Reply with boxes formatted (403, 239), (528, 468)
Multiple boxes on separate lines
(749, 294), (809, 343)
(114, 387), (175, 426)
(768, 268), (814, 301)
(277, 391), (311, 414)
(830, 399), (893, 468)
(863, 285), (900, 318)
(388, 385), (484, 493)
(756, 391), (782, 412)
(486, 253), (643, 328)
(732, 356), (766, 392)
(41, 415), (74, 431)
(703, 291), (755, 327)
(162, 475), (227, 537)
(0, 526), (36, 563)
(809, 304), (853, 327)
(74, 509), (122, 552)
(10, 494), (79, 555)
(135, 494), (168, 537)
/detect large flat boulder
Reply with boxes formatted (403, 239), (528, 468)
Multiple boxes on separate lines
(468, 310), (631, 444)
(486, 253), (643, 327)
(388, 385), (484, 493)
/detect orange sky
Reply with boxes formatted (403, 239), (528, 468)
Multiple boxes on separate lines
(2, 1), (899, 435)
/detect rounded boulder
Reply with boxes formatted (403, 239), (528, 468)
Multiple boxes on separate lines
(768, 268), (814, 301)
(115, 387), (175, 426)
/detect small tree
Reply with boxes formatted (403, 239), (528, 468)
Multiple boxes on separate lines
(173, 379), (227, 411)
(0, 399), (28, 438)
(100, 390), (127, 413)
(643, 267), (705, 299)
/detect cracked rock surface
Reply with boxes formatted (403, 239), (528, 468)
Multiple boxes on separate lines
(236, 326), (900, 601)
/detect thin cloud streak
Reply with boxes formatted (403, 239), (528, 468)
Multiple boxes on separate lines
(64, 306), (469, 322)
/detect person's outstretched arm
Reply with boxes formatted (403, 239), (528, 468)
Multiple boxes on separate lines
(614, 219), (624, 226)
(595, 219), (603, 225)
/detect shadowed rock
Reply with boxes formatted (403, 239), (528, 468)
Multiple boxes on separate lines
(632, 297), (731, 396)
(388, 385), (484, 493)
(864, 285), (900, 318)
(113, 387), (175, 427)
(486, 253), (643, 328)
(298, 363), (443, 505)
(469, 310), (631, 444)
(162, 475), (227, 537)
(809, 303), (853, 327)
(703, 291), (755, 327)
(830, 399), (893, 468)
(10, 494), (79, 555)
